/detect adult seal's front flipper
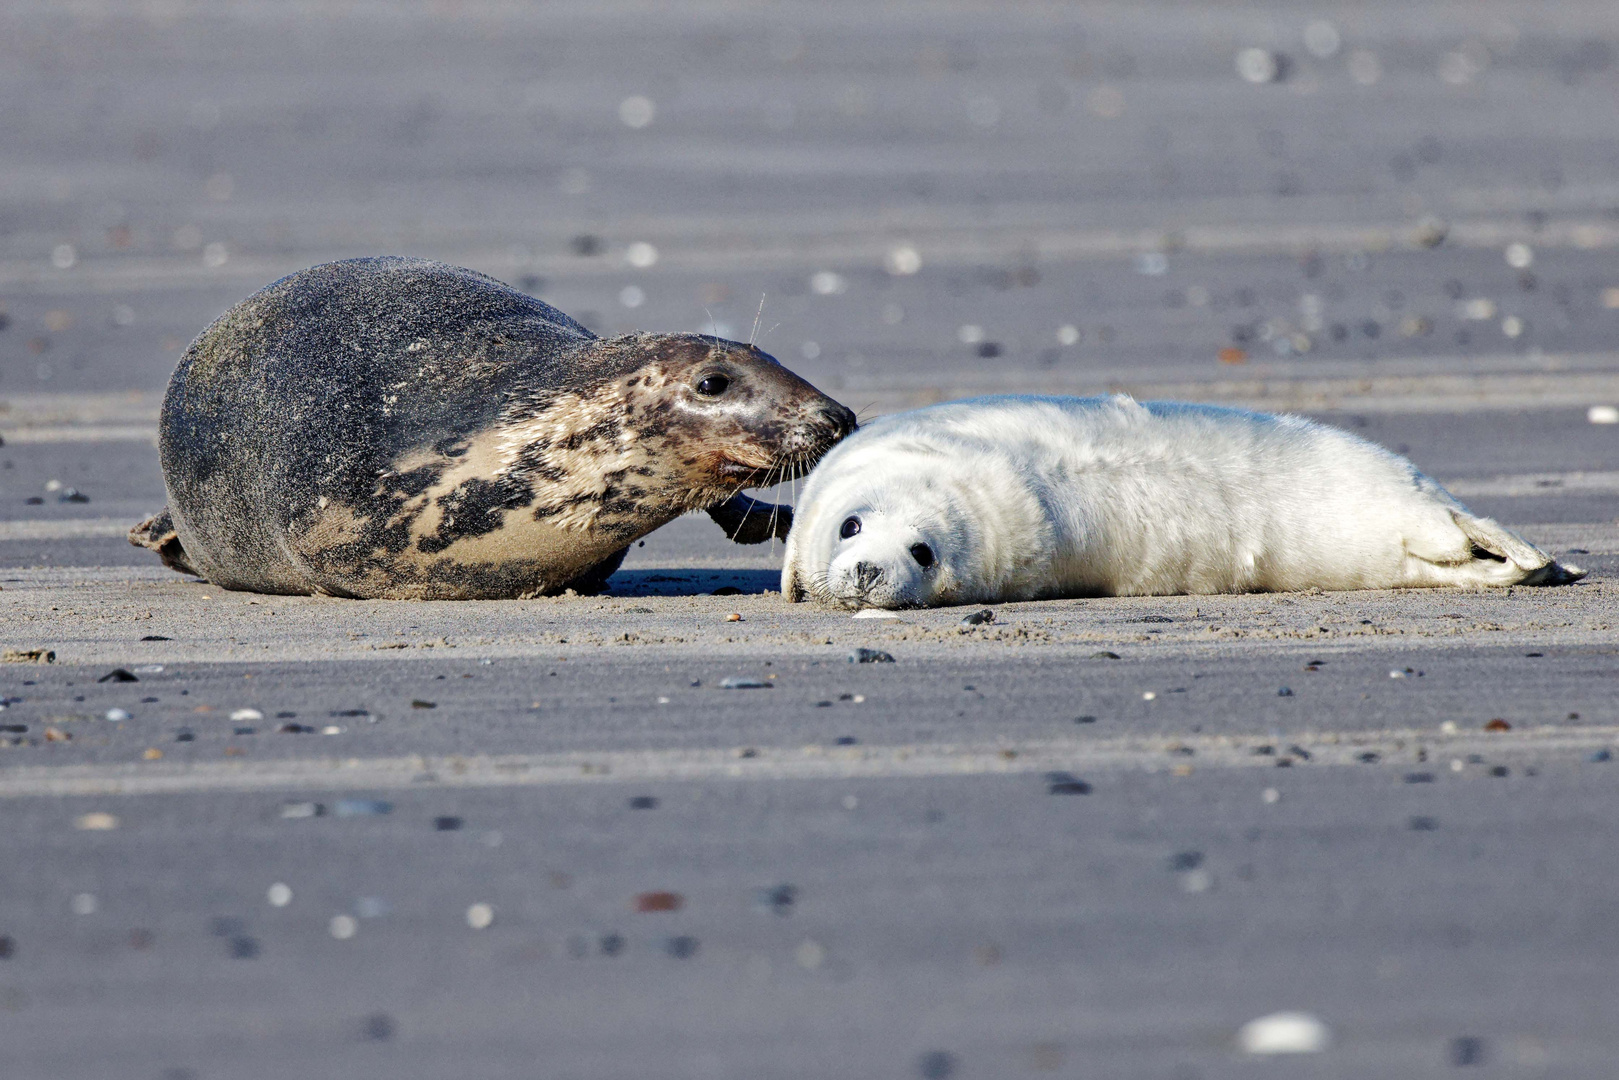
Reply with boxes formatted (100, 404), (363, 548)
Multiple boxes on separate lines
(129, 507), (200, 576)
(707, 493), (792, 545)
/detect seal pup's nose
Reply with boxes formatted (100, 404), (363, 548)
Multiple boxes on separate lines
(854, 561), (883, 590)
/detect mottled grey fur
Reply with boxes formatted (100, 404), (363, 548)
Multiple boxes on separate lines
(131, 257), (854, 599)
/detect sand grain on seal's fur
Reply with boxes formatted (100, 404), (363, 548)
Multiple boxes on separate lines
(784, 394), (1584, 608)
(133, 257), (854, 599)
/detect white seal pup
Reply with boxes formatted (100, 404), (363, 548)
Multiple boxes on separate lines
(782, 394), (1584, 608)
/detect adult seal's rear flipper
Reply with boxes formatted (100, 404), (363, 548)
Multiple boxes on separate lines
(129, 507), (200, 576)
(707, 493), (792, 545)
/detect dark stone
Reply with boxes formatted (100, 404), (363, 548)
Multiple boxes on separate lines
(97, 668), (138, 683)
(434, 816), (463, 831)
(629, 795), (659, 810)
(848, 648), (895, 664)
(1450, 1036), (1485, 1066)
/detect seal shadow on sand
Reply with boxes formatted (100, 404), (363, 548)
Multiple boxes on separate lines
(600, 568), (782, 598)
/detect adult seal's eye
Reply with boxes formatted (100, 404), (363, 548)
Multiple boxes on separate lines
(910, 543), (935, 568)
(839, 516), (861, 539)
(695, 374), (731, 396)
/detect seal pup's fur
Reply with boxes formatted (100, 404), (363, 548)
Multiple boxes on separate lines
(782, 394), (1584, 608)
(133, 257), (855, 599)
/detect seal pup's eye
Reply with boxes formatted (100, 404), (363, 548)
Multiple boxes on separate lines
(694, 374), (731, 397)
(839, 516), (861, 539)
(910, 543), (935, 569)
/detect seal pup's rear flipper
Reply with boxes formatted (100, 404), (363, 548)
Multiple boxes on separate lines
(129, 507), (200, 576)
(1450, 509), (1585, 585)
(707, 493), (792, 545)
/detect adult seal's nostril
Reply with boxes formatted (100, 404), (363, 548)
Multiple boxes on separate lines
(825, 403), (859, 435)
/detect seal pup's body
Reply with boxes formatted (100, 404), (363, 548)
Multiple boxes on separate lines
(133, 257), (854, 599)
(783, 394), (1583, 608)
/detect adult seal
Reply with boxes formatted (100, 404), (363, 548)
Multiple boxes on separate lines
(782, 394), (1584, 608)
(131, 257), (856, 600)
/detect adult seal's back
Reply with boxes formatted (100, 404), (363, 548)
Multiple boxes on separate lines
(131, 257), (855, 599)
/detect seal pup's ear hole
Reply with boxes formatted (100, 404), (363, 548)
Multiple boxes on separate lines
(910, 543), (936, 569)
(839, 516), (862, 539)
(694, 374), (731, 396)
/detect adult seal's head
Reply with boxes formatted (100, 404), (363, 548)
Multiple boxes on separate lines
(133, 257), (856, 599)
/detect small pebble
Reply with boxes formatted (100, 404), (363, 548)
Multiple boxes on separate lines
(1587, 405), (1619, 425)
(411, 699), (436, 709)
(75, 812), (119, 830)
(1587, 749), (1611, 763)
(1277, 687), (1293, 697)
(720, 676), (771, 689)
(629, 795), (659, 810)
(1237, 1011), (1331, 1054)
(1142, 691), (1156, 701)
(636, 891), (683, 913)
(104, 708), (131, 722)
(1484, 718), (1511, 732)
(329, 915), (357, 939)
(334, 799), (391, 817)
(1045, 771), (1092, 795)
(229, 708), (263, 722)
(434, 816), (463, 830)
(757, 884), (797, 915)
(851, 609), (899, 620)
(267, 883), (292, 907)
(1405, 772), (1435, 784)
(959, 609), (995, 626)
(725, 613), (742, 622)
(1235, 47), (1282, 84)
(1074, 715), (1097, 724)
(1450, 1036), (1486, 1066)
(466, 903), (494, 929)
(98, 668), (138, 683)
(848, 648), (895, 664)
(1409, 816), (1439, 831)
(795, 938), (826, 969)
(1090, 650), (1121, 660)
(1180, 869), (1213, 894)
(280, 801), (324, 818)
